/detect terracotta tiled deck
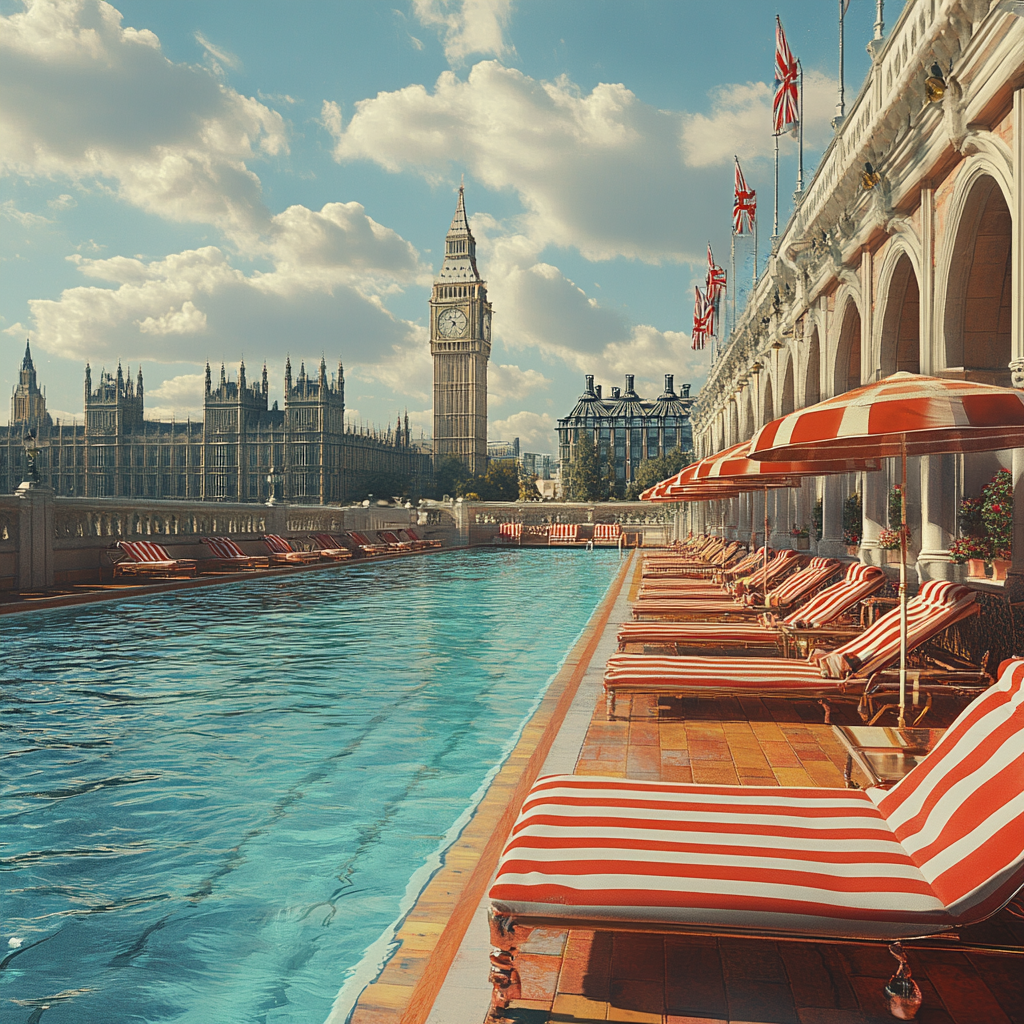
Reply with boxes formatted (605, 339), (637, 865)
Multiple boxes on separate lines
(356, 553), (1023, 1024)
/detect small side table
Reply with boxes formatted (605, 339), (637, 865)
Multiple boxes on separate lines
(831, 725), (946, 788)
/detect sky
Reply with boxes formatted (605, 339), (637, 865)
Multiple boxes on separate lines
(1, 0), (883, 454)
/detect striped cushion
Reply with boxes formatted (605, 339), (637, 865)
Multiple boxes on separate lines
(262, 534), (295, 553)
(489, 775), (951, 939)
(619, 564), (883, 648)
(740, 549), (800, 591)
(632, 599), (767, 619)
(119, 540), (174, 563)
(746, 557), (839, 608)
(499, 523), (523, 538)
(604, 654), (831, 692)
(313, 533), (341, 548)
(549, 524), (579, 540)
(872, 658), (1024, 922)
(594, 524), (621, 540)
(201, 537), (247, 559)
(723, 547), (772, 579)
(811, 580), (979, 678)
(782, 563), (886, 628)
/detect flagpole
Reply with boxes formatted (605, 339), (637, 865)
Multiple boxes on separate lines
(836, 0), (846, 124)
(772, 133), (779, 248)
(730, 232), (736, 336)
(795, 60), (804, 198)
(753, 208), (758, 285)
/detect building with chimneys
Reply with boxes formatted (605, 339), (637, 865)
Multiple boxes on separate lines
(430, 184), (491, 476)
(557, 373), (694, 493)
(1, 346), (429, 502)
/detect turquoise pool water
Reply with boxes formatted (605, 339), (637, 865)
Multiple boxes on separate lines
(1, 549), (620, 1024)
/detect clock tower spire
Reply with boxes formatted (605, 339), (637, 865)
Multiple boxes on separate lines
(430, 183), (491, 475)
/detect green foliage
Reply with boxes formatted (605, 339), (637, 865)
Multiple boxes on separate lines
(624, 449), (694, 500)
(518, 472), (540, 501)
(843, 492), (862, 546)
(812, 497), (823, 542)
(888, 484), (905, 529)
(433, 456), (468, 500)
(477, 459), (520, 501)
(567, 431), (603, 502)
(981, 468), (1013, 559)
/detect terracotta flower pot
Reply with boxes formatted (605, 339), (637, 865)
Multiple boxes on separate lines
(991, 558), (1011, 582)
(845, 544), (859, 557)
(796, 536), (809, 550)
(967, 558), (988, 578)
(884, 548), (902, 564)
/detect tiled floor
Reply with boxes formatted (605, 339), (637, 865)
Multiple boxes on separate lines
(482, 561), (1024, 1024)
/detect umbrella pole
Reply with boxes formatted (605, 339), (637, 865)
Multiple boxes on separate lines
(898, 438), (908, 728)
(764, 483), (770, 595)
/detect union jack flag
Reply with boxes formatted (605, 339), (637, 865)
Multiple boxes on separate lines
(773, 15), (799, 135)
(705, 243), (727, 304)
(691, 286), (715, 351)
(733, 157), (756, 235)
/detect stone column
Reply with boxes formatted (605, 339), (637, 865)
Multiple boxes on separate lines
(16, 484), (55, 591)
(1008, 88), (1024, 599)
(917, 454), (957, 580)
(819, 473), (848, 557)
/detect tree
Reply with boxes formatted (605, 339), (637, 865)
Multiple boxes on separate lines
(478, 459), (520, 501)
(433, 456), (469, 499)
(519, 472), (540, 501)
(625, 448), (693, 500)
(567, 431), (602, 501)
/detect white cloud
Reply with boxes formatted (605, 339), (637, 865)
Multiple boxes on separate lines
(490, 410), (556, 452)
(48, 407), (84, 424)
(0, 0), (287, 248)
(680, 70), (839, 168)
(48, 193), (78, 210)
(194, 30), (241, 74)
(326, 61), (718, 263)
(1, 200), (51, 226)
(145, 372), (205, 419)
(488, 363), (550, 405)
(411, 0), (512, 66)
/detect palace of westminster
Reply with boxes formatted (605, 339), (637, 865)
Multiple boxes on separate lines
(2, 188), (694, 502)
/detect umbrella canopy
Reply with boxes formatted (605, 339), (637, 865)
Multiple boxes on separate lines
(746, 371), (1024, 727)
(748, 372), (1024, 462)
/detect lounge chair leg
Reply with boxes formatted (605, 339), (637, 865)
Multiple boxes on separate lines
(883, 941), (922, 1019)
(487, 909), (531, 1018)
(818, 699), (831, 724)
(606, 689), (616, 720)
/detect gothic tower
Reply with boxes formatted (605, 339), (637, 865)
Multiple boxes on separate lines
(10, 340), (52, 432)
(430, 184), (491, 475)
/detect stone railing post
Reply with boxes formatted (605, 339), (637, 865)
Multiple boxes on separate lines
(16, 483), (55, 590)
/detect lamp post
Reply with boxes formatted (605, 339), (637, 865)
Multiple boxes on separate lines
(21, 431), (45, 488)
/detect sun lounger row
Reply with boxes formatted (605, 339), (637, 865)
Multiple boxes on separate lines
(495, 523), (624, 545)
(111, 528), (441, 578)
(486, 548), (1020, 1019)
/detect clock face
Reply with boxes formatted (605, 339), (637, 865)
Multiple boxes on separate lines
(437, 307), (468, 339)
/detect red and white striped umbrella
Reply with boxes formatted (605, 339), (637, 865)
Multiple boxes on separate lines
(748, 371), (1024, 726)
(749, 372), (1024, 462)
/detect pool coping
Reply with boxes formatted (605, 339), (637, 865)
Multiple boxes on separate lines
(346, 549), (635, 1024)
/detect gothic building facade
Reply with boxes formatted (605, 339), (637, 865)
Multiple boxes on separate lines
(430, 185), (491, 476)
(2, 346), (430, 502)
(558, 374), (695, 489)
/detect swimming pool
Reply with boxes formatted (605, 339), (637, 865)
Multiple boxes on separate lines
(0, 549), (620, 1023)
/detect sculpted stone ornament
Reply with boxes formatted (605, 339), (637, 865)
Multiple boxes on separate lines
(1010, 359), (1024, 389)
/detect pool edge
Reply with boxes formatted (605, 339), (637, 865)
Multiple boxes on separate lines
(345, 550), (636, 1024)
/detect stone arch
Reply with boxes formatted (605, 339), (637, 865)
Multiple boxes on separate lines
(780, 355), (795, 416)
(938, 170), (1012, 384)
(833, 298), (862, 396)
(761, 373), (775, 425)
(877, 251), (921, 376)
(804, 327), (821, 407)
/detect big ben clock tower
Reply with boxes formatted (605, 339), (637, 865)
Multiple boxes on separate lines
(430, 184), (491, 476)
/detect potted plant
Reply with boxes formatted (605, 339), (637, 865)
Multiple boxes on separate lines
(812, 497), (823, 542)
(790, 524), (810, 550)
(948, 536), (990, 578)
(878, 527), (906, 564)
(981, 469), (1012, 581)
(842, 493), (862, 555)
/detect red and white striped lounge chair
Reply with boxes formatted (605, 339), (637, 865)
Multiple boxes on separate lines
(617, 562), (883, 653)
(497, 523), (523, 545)
(487, 659), (1024, 1018)
(200, 536), (270, 570)
(308, 533), (354, 561)
(592, 523), (622, 545)
(112, 540), (198, 578)
(261, 534), (322, 565)
(346, 531), (392, 556)
(403, 527), (441, 549)
(642, 539), (743, 577)
(378, 530), (412, 550)
(605, 580), (981, 717)
(548, 524), (580, 545)
(633, 551), (805, 619)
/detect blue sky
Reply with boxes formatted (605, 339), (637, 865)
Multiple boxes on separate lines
(1, 0), (881, 452)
